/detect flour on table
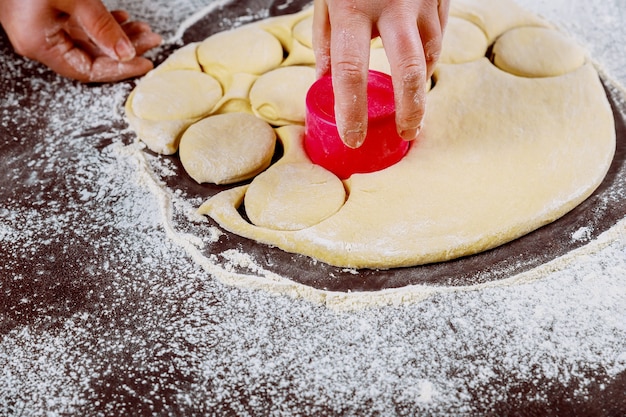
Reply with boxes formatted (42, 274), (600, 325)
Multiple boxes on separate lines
(2, 1), (625, 414)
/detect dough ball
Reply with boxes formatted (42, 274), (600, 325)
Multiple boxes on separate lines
(179, 113), (276, 185)
(244, 163), (346, 231)
(131, 70), (222, 121)
(292, 16), (313, 48)
(492, 27), (587, 77)
(198, 27), (284, 82)
(249, 66), (316, 125)
(440, 17), (489, 64)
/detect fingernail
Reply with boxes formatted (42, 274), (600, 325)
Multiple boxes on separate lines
(343, 130), (366, 149)
(400, 120), (424, 140)
(115, 39), (136, 61)
(399, 128), (418, 141)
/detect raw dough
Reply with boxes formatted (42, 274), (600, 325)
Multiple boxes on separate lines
(131, 70), (222, 121)
(491, 26), (587, 77)
(125, 69), (222, 154)
(440, 17), (489, 64)
(126, 0), (615, 270)
(249, 66), (316, 125)
(197, 27), (284, 87)
(244, 162), (346, 231)
(179, 113), (276, 185)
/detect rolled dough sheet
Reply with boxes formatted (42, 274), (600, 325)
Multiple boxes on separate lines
(126, 0), (616, 270)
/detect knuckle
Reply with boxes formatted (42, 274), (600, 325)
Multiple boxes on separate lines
(333, 59), (368, 85)
(399, 62), (427, 89)
(334, 59), (366, 76)
(423, 38), (442, 65)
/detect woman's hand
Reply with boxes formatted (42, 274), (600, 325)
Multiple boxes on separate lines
(0, 0), (162, 82)
(313, 0), (449, 148)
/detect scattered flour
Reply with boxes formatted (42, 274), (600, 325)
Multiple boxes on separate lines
(572, 226), (593, 242)
(0, 0), (625, 415)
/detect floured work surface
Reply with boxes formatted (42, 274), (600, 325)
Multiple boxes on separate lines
(1, 0), (626, 415)
(130, 0), (626, 291)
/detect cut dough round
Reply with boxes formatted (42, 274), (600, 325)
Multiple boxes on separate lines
(249, 66), (316, 125)
(131, 70), (222, 121)
(197, 27), (284, 83)
(492, 27), (587, 77)
(440, 17), (489, 64)
(244, 162), (346, 231)
(179, 113), (276, 185)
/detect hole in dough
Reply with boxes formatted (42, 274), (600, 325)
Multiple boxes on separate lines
(244, 162), (347, 231)
(491, 26), (587, 77)
(179, 113), (276, 185)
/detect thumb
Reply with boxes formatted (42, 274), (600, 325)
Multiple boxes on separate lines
(67, 0), (136, 61)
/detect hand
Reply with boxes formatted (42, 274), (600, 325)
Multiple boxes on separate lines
(0, 0), (162, 83)
(313, 0), (449, 148)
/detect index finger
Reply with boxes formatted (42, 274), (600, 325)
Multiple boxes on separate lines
(327, 5), (372, 148)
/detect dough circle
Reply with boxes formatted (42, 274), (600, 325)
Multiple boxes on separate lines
(245, 162), (346, 231)
(131, 70), (222, 120)
(179, 113), (276, 185)
(492, 26), (587, 77)
(249, 66), (316, 126)
(197, 27), (284, 83)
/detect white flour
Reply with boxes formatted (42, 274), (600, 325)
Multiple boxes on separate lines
(0, 0), (625, 415)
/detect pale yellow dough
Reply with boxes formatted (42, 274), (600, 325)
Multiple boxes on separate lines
(179, 113), (276, 185)
(249, 66), (316, 126)
(244, 162), (346, 231)
(131, 70), (221, 121)
(492, 26), (587, 77)
(126, 0), (615, 270)
(440, 17), (489, 64)
(125, 69), (222, 154)
(197, 27), (284, 87)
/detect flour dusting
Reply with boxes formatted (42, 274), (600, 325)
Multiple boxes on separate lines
(1, 0), (625, 415)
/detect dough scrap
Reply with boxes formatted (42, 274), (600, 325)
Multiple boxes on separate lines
(179, 113), (276, 185)
(449, 0), (548, 41)
(245, 162), (346, 231)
